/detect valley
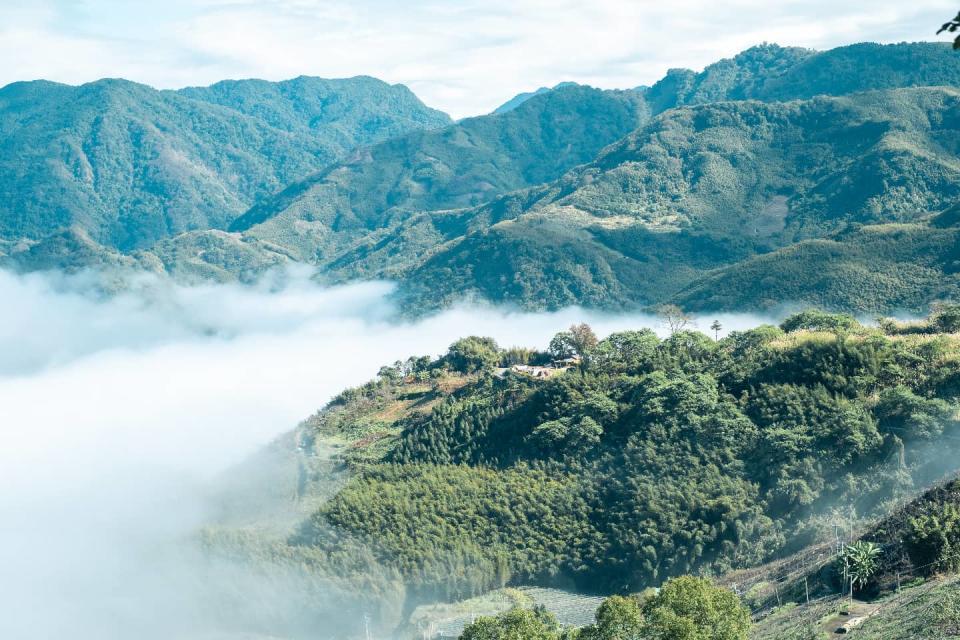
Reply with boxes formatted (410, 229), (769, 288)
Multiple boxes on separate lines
(4, 15), (960, 638)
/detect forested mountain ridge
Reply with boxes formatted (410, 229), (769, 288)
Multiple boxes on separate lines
(673, 219), (960, 313)
(0, 82), (647, 280)
(204, 43), (960, 314)
(204, 308), (960, 636)
(643, 41), (960, 111)
(0, 76), (449, 250)
(235, 42), (960, 238)
(178, 75), (449, 141)
(225, 43), (960, 279)
(227, 84), (649, 258)
(6, 42), (960, 318)
(392, 86), (960, 311)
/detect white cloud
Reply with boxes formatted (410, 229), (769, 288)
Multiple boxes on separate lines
(0, 0), (954, 117)
(0, 268), (772, 637)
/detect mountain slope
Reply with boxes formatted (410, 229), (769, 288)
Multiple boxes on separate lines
(644, 41), (960, 111)
(0, 76), (449, 250)
(232, 43), (960, 258)
(748, 471), (960, 640)
(391, 87), (960, 311)
(203, 310), (960, 635)
(9, 42), (960, 319)
(228, 84), (649, 260)
(673, 222), (960, 313)
(216, 43), (960, 314)
(552, 86), (960, 237)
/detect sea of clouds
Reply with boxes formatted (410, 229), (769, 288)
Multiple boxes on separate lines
(0, 267), (776, 639)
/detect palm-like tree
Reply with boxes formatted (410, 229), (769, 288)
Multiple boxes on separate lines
(840, 541), (882, 591)
(939, 12), (960, 49)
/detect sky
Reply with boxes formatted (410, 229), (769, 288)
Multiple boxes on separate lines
(0, 0), (956, 118)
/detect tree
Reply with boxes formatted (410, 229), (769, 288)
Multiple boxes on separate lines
(874, 386), (952, 441)
(579, 595), (645, 640)
(378, 364), (402, 383)
(444, 336), (501, 373)
(586, 330), (659, 374)
(529, 416), (603, 454)
(710, 320), (722, 342)
(550, 324), (598, 360)
(549, 331), (578, 360)
(904, 505), (960, 576)
(530, 419), (573, 450)
(780, 310), (858, 334)
(839, 541), (882, 592)
(460, 607), (560, 640)
(657, 304), (692, 335)
(568, 416), (604, 452)
(641, 577), (751, 640)
(570, 323), (599, 356)
(931, 302), (960, 333)
(939, 11), (960, 49)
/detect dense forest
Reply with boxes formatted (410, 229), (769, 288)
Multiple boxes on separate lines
(297, 308), (959, 599)
(196, 306), (960, 638)
(0, 76), (449, 250)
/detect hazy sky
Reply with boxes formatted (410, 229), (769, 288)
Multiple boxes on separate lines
(0, 0), (957, 118)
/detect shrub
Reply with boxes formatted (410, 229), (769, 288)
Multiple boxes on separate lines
(641, 576), (751, 640)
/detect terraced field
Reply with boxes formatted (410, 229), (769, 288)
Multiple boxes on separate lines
(407, 586), (604, 638)
(752, 575), (960, 640)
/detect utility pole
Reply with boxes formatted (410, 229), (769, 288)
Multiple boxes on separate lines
(364, 613), (372, 640)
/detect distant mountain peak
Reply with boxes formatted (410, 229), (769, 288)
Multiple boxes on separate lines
(0, 76), (453, 251)
(492, 81), (582, 114)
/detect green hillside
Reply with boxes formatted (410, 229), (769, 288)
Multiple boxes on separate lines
(747, 473), (960, 640)
(216, 42), (960, 314)
(674, 222), (960, 313)
(228, 84), (649, 260)
(390, 87), (960, 311)
(179, 75), (449, 145)
(204, 309), (960, 635)
(556, 87), (960, 236)
(643, 42), (960, 111)
(7, 42), (960, 319)
(0, 76), (449, 250)
(746, 556), (960, 640)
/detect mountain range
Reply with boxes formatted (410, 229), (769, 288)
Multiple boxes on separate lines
(0, 76), (449, 251)
(9, 38), (960, 640)
(4, 41), (960, 314)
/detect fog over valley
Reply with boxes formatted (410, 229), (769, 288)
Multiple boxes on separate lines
(6, 10), (960, 635)
(0, 268), (774, 638)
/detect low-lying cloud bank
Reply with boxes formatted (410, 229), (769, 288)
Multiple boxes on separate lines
(0, 267), (776, 639)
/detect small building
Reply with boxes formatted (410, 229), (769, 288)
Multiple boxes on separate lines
(510, 364), (555, 378)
